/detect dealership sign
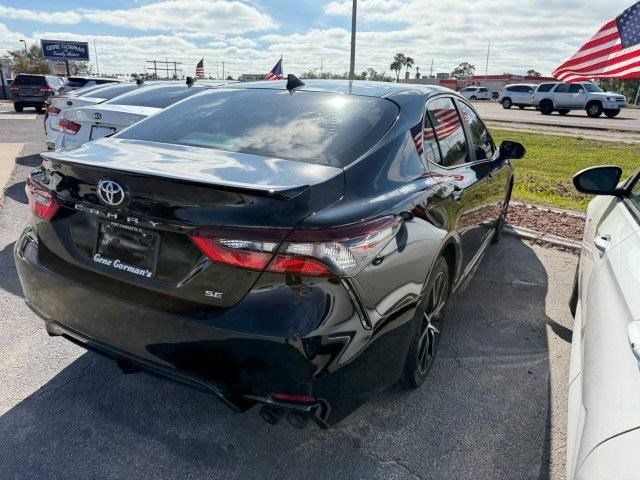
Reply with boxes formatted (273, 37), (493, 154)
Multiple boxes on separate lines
(41, 40), (90, 61)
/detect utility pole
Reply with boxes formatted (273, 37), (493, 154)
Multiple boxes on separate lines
(222, 61), (225, 80)
(429, 59), (433, 78)
(216, 61), (219, 79)
(20, 39), (27, 55)
(320, 57), (324, 77)
(485, 41), (491, 80)
(94, 39), (100, 75)
(349, 0), (357, 81)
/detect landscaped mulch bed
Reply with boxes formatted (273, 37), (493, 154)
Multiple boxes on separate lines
(507, 203), (585, 242)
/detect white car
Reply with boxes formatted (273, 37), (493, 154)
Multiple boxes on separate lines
(532, 81), (627, 118)
(459, 86), (492, 100)
(497, 83), (536, 109)
(45, 82), (145, 150)
(56, 81), (233, 150)
(567, 165), (640, 479)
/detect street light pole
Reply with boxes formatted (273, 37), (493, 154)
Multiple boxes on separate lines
(349, 0), (357, 81)
(19, 39), (28, 56)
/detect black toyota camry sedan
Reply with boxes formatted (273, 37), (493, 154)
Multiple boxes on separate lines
(15, 78), (524, 428)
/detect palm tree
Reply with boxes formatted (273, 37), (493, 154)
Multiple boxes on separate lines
(404, 56), (414, 82)
(391, 53), (406, 82)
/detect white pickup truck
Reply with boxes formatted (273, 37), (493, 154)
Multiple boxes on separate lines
(531, 81), (627, 118)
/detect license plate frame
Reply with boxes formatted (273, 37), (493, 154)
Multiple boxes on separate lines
(90, 124), (116, 140)
(94, 222), (160, 279)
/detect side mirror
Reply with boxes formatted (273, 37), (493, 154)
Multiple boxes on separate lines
(573, 166), (622, 195)
(499, 140), (525, 160)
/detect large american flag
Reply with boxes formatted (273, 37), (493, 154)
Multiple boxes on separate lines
(195, 58), (205, 78)
(265, 58), (284, 80)
(553, 1), (640, 82)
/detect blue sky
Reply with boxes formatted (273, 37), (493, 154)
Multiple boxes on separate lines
(0, 0), (634, 78)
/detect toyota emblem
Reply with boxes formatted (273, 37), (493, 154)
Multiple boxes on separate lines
(97, 180), (125, 207)
(93, 112), (102, 121)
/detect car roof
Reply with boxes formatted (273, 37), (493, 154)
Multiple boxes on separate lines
(67, 76), (120, 81)
(505, 83), (536, 87)
(227, 79), (454, 100)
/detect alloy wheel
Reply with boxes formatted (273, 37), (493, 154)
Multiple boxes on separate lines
(416, 270), (447, 375)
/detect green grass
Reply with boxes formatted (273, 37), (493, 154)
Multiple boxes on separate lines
(491, 129), (640, 211)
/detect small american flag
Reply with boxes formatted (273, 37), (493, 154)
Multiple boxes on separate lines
(196, 58), (205, 78)
(265, 58), (284, 80)
(553, 1), (640, 82)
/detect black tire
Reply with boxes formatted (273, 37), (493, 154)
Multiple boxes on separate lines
(518, 105), (525, 109)
(539, 100), (553, 115)
(604, 109), (620, 118)
(501, 98), (512, 109)
(35, 106), (44, 114)
(470, 95), (477, 100)
(400, 256), (450, 389)
(557, 109), (570, 115)
(586, 101), (602, 118)
(492, 181), (513, 245)
(13, 103), (23, 113)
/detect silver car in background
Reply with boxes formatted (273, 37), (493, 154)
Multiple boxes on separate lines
(568, 165), (640, 480)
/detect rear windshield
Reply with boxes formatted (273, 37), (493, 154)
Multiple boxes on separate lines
(107, 85), (207, 109)
(85, 83), (140, 100)
(64, 80), (90, 88)
(13, 75), (46, 86)
(118, 88), (400, 167)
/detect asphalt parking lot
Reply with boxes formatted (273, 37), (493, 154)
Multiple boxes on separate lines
(474, 100), (640, 132)
(0, 116), (577, 479)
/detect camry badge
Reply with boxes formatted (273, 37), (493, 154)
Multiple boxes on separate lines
(97, 180), (125, 207)
(93, 112), (102, 121)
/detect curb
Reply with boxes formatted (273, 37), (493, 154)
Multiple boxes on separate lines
(485, 118), (637, 134)
(504, 223), (581, 252)
(510, 201), (586, 219)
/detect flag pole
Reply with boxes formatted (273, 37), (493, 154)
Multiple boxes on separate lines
(349, 0), (357, 81)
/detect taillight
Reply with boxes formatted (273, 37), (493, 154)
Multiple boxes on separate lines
(189, 216), (402, 278)
(10, 85), (19, 93)
(48, 106), (61, 116)
(25, 177), (61, 220)
(59, 117), (81, 135)
(40, 86), (54, 94)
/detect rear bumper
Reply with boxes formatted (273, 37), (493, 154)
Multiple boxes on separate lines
(13, 96), (46, 106)
(14, 228), (417, 425)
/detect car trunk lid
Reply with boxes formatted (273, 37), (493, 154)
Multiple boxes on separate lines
(35, 138), (344, 308)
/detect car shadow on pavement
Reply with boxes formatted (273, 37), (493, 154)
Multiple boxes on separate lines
(15, 153), (42, 168)
(0, 241), (23, 297)
(0, 236), (570, 480)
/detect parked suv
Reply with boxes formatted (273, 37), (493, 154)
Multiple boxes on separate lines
(58, 76), (120, 95)
(459, 86), (492, 100)
(10, 74), (65, 112)
(498, 84), (536, 109)
(532, 81), (627, 117)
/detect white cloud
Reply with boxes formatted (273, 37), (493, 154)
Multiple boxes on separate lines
(0, 5), (82, 24)
(82, 0), (276, 33)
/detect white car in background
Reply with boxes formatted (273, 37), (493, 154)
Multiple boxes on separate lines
(56, 80), (234, 150)
(459, 86), (492, 100)
(497, 84), (536, 109)
(45, 82), (145, 150)
(567, 165), (640, 479)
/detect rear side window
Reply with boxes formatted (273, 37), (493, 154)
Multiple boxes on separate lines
(630, 175), (640, 211)
(108, 85), (206, 109)
(118, 88), (399, 168)
(426, 97), (469, 167)
(536, 84), (555, 93)
(555, 83), (569, 93)
(479, 88), (488, 92)
(568, 84), (583, 93)
(458, 102), (495, 160)
(13, 75), (45, 86)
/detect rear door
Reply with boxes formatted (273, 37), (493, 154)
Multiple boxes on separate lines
(552, 82), (571, 107)
(424, 96), (495, 273)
